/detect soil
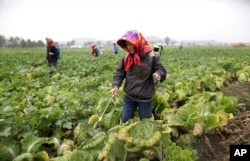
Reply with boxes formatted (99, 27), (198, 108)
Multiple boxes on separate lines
(126, 82), (250, 161)
(192, 82), (250, 161)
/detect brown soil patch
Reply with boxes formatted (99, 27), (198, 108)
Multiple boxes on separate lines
(192, 82), (250, 161)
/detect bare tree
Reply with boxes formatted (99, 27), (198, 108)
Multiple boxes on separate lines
(20, 39), (26, 48)
(0, 35), (6, 47)
(164, 37), (170, 46)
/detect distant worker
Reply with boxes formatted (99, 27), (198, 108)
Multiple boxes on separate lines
(45, 37), (59, 67)
(99, 45), (105, 55)
(90, 43), (101, 57)
(113, 42), (119, 54)
(179, 42), (183, 50)
(153, 43), (164, 57)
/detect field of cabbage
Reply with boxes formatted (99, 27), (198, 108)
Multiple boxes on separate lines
(0, 47), (250, 161)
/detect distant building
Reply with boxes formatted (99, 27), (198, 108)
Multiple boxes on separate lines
(70, 45), (82, 48)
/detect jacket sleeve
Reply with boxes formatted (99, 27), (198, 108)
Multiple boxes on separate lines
(153, 55), (167, 82)
(112, 57), (126, 88)
(46, 46), (49, 59)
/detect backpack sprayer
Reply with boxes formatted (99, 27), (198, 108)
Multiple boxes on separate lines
(153, 43), (164, 57)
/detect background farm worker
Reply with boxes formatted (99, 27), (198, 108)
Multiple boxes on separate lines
(179, 42), (183, 50)
(111, 30), (167, 123)
(113, 42), (119, 54)
(90, 43), (101, 57)
(45, 37), (58, 67)
(99, 45), (105, 54)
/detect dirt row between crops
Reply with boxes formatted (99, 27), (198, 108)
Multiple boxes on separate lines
(193, 82), (250, 161)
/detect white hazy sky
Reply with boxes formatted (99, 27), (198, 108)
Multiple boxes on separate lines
(0, 0), (249, 43)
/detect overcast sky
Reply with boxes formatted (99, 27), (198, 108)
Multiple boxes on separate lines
(0, 0), (249, 43)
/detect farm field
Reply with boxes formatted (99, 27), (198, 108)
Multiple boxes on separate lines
(0, 47), (250, 161)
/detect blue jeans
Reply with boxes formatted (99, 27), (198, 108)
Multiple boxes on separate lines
(122, 95), (152, 123)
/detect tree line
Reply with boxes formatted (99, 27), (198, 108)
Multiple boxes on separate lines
(0, 34), (172, 48)
(0, 35), (47, 48)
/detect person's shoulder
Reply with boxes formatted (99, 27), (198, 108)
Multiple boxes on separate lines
(149, 51), (160, 62)
(148, 51), (160, 58)
(49, 45), (56, 48)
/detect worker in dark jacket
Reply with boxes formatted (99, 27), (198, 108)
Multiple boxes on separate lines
(111, 30), (167, 123)
(45, 37), (58, 67)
